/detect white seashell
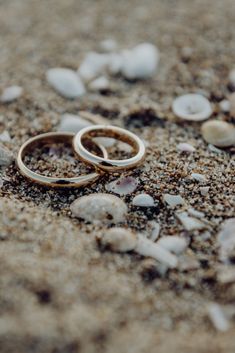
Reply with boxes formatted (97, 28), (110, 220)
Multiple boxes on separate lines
(99, 227), (137, 252)
(207, 303), (230, 332)
(132, 193), (155, 207)
(0, 145), (13, 166)
(201, 120), (235, 147)
(172, 94), (212, 121)
(176, 212), (206, 231)
(58, 113), (92, 133)
(228, 69), (235, 86)
(70, 193), (127, 224)
(100, 39), (118, 52)
(191, 173), (207, 182)
(105, 176), (138, 196)
(0, 86), (23, 103)
(148, 221), (160, 241)
(157, 236), (188, 255)
(88, 76), (110, 91)
(228, 92), (235, 116)
(217, 218), (235, 263)
(219, 99), (230, 113)
(200, 186), (210, 196)
(46, 68), (85, 99)
(0, 131), (11, 142)
(78, 52), (110, 82)
(163, 194), (185, 208)
(136, 235), (178, 269)
(121, 43), (159, 80)
(177, 142), (195, 153)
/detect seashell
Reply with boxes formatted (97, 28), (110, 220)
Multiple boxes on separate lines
(191, 173), (207, 182)
(0, 145), (13, 166)
(99, 39), (118, 52)
(172, 94), (212, 121)
(0, 86), (23, 103)
(177, 142), (195, 153)
(136, 235), (178, 269)
(98, 227), (137, 252)
(176, 212), (206, 231)
(157, 236), (188, 255)
(121, 43), (159, 80)
(228, 92), (235, 116)
(207, 303), (230, 332)
(58, 113), (92, 133)
(88, 76), (110, 91)
(163, 194), (185, 208)
(105, 176), (138, 196)
(219, 99), (230, 113)
(78, 52), (110, 82)
(201, 120), (235, 147)
(46, 68), (85, 99)
(70, 193), (127, 224)
(132, 193), (155, 207)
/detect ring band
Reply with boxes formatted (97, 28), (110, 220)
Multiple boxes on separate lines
(17, 132), (107, 187)
(73, 125), (146, 172)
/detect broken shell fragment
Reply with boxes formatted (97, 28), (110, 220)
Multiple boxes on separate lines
(132, 193), (155, 207)
(99, 227), (137, 252)
(105, 176), (138, 196)
(157, 236), (188, 255)
(70, 193), (128, 224)
(172, 94), (212, 121)
(201, 120), (235, 147)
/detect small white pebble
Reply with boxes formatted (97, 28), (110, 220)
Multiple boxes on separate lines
(70, 193), (127, 224)
(136, 235), (178, 269)
(191, 173), (207, 182)
(78, 52), (110, 82)
(107, 53), (124, 75)
(157, 236), (188, 255)
(121, 43), (159, 80)
(176, 212), (206, 231)
(99, 227), (137, 252)
(172, 94), (212, 121)
(148, 221), (161, 241)
(0, 131), (11, 142)
(46, 68), (85, 99)
(188, 208), (205, 219)
(105, 176), (138, 196)
(88, 76), (110, 91)
(201, 120), (235, 147)
(177, 142), (196, 153)
(207, 303), (230, 332)
(163, 194), (185, 208)
(200, 186), (210, 196)
(132, 193), (155, 207)
(0, 86), (23, 103)
(219, 99), (230, 113)
(0, 145), (13, 166)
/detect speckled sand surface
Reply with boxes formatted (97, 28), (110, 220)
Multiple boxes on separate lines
(0, 0), (235, 352)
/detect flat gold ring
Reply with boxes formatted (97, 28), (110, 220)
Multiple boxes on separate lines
(17, 132), (107, 187)
(73, 125), (146, 172)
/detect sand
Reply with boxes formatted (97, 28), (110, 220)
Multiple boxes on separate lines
(0, 0), (235, 352)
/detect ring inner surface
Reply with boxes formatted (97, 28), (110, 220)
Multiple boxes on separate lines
(22, 135), (104, 178)
(81, 129), (139, 160)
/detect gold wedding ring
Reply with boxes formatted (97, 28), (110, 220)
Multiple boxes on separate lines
(17, 132), (107, 187)
(73, 125), (146, 172)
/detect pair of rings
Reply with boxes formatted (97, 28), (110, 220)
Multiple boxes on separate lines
(17, 125), (146, 187)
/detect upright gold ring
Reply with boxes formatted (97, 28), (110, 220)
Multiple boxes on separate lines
(16, 132), (107, 187)
(73, 125), (146, 172)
